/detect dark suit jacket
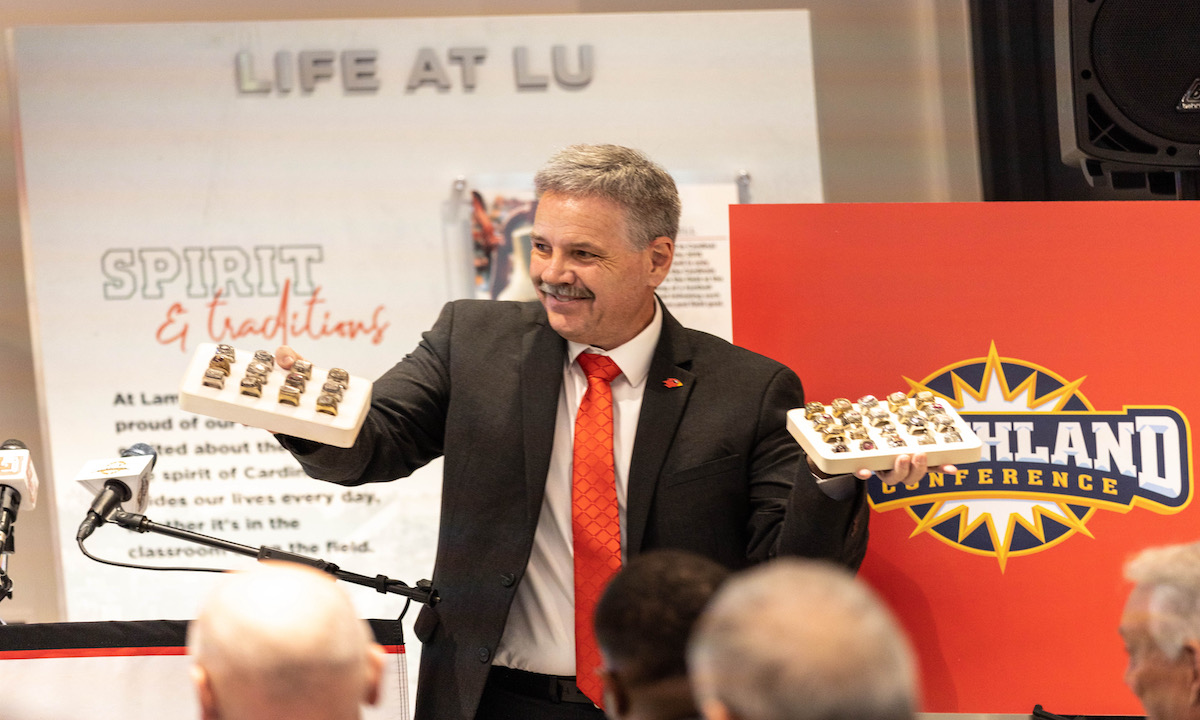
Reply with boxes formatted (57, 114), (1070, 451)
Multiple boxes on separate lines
(282, 299), (868, 720)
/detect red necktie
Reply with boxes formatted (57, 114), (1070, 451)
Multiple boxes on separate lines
(572, 352), (623, 707)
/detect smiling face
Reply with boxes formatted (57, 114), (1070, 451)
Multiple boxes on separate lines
(529, 192), (673, 350)
(1120, 586), (1200, 720)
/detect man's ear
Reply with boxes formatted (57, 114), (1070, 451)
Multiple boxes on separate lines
(599, 668), (631, 720)
(646, 236), (674, 287)
(1185, 640), (1200, 704)
(191, 664), (220, 720)
(364, 644), (387, 706)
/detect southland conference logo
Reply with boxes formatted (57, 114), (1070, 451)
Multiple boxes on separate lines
(867, 343), (1192, 571)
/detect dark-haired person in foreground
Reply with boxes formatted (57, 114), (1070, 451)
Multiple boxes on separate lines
(274, 143), (949, 720)
(593, 549), (730, 720)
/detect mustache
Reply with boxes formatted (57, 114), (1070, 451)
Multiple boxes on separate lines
(537, 282), (595, 300)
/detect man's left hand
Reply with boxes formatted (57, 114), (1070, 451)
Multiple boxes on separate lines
(858, 452), (955, 486)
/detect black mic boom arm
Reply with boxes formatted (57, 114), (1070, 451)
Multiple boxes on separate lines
(110, 509), (438, 606)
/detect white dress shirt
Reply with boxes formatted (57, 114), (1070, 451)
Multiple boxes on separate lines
(493, 301), (663, 675)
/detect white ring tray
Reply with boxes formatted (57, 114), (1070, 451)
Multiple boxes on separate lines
(787, 395), (982, 474)
(179, 343), (372, 448)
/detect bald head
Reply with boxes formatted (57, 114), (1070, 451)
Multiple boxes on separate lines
(188, 563), (383, 720)
(688, 560), (917, 720)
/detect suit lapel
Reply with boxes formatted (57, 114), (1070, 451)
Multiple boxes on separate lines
(521, 304), (566, 528)
(625, 305), (693, 555)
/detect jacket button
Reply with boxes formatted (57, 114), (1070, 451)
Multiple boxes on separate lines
(478, 647), (491, 663)
(500, 572), (516, 587)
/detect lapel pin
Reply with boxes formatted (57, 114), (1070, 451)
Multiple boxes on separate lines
(663, 378), (683, 388)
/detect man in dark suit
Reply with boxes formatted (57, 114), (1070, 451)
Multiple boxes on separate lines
(276, 144), (943, 720)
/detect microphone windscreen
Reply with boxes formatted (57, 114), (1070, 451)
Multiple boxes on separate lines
(0, 441), (38, 508)
(123, 443), (158, 471)
(76, 448), (155, 514)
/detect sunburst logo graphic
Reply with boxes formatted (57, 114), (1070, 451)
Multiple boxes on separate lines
(867, 343), (1192, 571)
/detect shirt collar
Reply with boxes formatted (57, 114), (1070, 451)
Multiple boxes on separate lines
(566, 300), (662, 389)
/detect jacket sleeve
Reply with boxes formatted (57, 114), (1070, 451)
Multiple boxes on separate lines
(277, 302), (457, 486)
(744, 366), (870, 570)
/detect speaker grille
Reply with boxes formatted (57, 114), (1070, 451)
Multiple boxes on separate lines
(1091, 0), (1200, 144)
(1086, 94), (1158, 153)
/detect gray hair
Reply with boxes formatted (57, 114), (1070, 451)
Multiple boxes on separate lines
(688, 559), (918, 720)
(1125, 541), (1200, 658)
(533, 144), (681, 250)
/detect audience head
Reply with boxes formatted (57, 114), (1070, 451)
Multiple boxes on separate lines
(594, 549), (730, 720)
(187, 563), (385, 720)
(1122, 541), (1200, 720)
(688, 558), (918, 720)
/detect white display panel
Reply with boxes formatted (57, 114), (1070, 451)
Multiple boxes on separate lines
(9, 10), (822, 701)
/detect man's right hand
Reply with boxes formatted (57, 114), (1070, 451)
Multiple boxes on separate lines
(263, 346), (304, 435)
(276, 345), (302, 371)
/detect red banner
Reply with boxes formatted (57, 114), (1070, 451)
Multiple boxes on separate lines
(730, 201), (1200, 714)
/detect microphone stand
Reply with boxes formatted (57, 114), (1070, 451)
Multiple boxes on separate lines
(0, 484), (18, 603)
(0, 557), (11, 604)
(107, 509), (438, 606)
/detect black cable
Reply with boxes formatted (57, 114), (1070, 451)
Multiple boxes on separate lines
(1032, 705), (1078, 720)
(76, 537), (227, 574)
(78, 516), (437, 605)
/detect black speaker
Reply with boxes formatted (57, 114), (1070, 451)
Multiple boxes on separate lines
(1055, 0), (1200, 194)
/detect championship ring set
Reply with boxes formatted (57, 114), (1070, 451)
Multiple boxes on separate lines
(179, 343), (372, 448)
(786, 391), (982, 474)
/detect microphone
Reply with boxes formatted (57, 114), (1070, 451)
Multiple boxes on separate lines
(76, 443), (157, 542)
(0, 439), (39, 554)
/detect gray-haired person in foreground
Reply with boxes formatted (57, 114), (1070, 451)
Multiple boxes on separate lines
(1121, 540), (1200, 720)
(688, 559), (918, 720)
(188, 563), (386, 720)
